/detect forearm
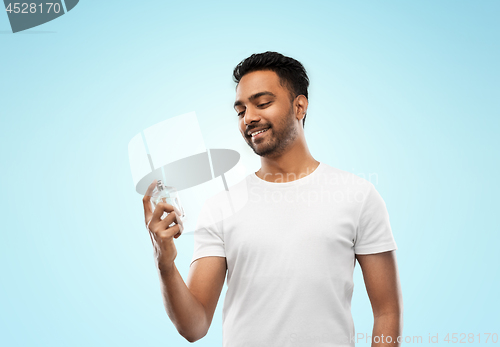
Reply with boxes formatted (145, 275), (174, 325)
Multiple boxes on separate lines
(157, 262), (208, 342)
(371, 313), (403, 347)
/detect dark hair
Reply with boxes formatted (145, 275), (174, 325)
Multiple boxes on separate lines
(233, 51), (310, 128)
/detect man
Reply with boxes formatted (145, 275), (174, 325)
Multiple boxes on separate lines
(143, 51), (403, 346)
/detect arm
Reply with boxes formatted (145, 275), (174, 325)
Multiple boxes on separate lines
(356, 250), (403, 347)
(158, 256), (227, 343)
(143, 180), (227, 343)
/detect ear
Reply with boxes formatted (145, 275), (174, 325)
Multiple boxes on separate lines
(294, 95), (308, 122)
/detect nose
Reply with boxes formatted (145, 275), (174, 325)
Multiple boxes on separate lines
(243, 105), (261, 126)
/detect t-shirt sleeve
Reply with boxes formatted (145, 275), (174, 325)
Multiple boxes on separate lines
(354, 182), (398, 254)
(190, 199), (226, 267)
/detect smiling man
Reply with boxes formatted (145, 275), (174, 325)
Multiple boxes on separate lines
(143, 51), (403, 347)
(234, 70), (305, 161)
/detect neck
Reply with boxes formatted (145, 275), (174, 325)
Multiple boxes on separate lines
(256, 135), (319, 183)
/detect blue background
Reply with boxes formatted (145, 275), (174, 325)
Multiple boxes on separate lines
(1, 1), (498, 346)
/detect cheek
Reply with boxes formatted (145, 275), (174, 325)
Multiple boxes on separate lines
(267, 102), (287, 117)
(238, 120), (246, 135)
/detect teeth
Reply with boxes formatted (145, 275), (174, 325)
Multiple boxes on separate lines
(252, 128), (268, 137)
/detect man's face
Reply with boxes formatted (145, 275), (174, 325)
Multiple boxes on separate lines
(234, 70), (300, 158)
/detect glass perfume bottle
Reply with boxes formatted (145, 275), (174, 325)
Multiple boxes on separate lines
(151, 180), (185, 231)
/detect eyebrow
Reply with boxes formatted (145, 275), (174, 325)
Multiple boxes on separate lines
(234, 91), (276, 109)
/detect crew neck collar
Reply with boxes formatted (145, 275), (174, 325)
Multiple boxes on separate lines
(250, 161), (324, 187)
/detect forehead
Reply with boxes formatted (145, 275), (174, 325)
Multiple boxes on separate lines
(235, 70), (285, 99)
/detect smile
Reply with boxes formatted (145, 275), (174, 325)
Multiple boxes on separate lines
(251, 128), (269, 138)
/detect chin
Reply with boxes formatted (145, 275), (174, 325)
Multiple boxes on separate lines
(253, 145), (278, 157)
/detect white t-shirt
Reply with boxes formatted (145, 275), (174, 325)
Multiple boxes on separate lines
(190, 162), (397, 347)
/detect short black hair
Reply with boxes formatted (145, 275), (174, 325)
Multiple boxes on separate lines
(233, 51), (310, 128)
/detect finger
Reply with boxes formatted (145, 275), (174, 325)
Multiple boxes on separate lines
(174, 212), (183, 225)
(170, 205), (184, 227)
(158, 210), (178, 229)
(143, 180), (157, 202)
(174, 214), (184, 231)
(155, 223), (180, 239)
(142, 180), (158, 221)
(167, 224), (181, 239)
(174, 221), (183, 237)
(151, 202), (175, 223)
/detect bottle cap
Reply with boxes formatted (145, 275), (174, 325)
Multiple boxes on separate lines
(156, 180), (167, 191)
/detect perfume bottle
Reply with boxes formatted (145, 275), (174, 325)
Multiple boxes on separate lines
(151, 180), (186, 230)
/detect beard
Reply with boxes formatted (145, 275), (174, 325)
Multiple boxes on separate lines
(245, 102), (299, 158)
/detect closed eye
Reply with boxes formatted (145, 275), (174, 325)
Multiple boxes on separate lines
(237, 101), (271, 117)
